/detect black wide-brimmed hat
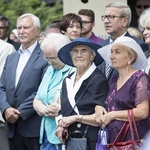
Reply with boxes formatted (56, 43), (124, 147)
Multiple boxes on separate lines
(58, 37), (103, 66)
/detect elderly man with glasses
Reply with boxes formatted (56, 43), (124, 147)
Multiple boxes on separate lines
(97, 2), (149, 85)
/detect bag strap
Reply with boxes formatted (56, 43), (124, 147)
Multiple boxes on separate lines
(112, 122), (127, 145)
(83, 125), (89, 138)
(67, 74), (99, 138)
(128, 109), (140, 141)
(121, 123), (130, 141)
(70, 74), (100, 115)
(112, 109), (140, 145)
(131, 110), (140, 140)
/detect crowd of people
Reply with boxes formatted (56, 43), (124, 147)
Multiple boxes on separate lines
(0, 1), (150, 150)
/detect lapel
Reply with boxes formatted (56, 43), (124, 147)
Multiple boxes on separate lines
(75, 69), (97, 100)
(15, 44), (41, 90)
(12, 52), (20, 87)
(124, 32), (132, 38)
(100, 38), (110, 47)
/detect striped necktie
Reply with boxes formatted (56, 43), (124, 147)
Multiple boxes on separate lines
(105, 40), (113, 78)
(105, 62), (111, 78)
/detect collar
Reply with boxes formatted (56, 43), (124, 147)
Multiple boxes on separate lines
(70, 63), (96, 82)
(110, 31), (127, 43)
(19, 41), (38, 55)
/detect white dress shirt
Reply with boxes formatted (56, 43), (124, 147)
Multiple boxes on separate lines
(0, 39), (15, 76)
(15, 41), (37, 86)
(145, 56), (150, 75)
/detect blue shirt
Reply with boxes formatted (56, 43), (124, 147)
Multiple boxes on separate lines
(35, 65), (75, 144)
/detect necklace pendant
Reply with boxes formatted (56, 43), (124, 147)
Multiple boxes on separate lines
(77, 123), (81, 128)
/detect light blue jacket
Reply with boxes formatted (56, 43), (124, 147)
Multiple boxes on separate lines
(35, 65), (75, 144)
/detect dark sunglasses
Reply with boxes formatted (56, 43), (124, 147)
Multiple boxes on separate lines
(136, 5), (150, 9)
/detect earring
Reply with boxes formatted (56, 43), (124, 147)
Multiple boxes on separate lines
(61, 30), (65, 34)
(128, 61), (130, 65)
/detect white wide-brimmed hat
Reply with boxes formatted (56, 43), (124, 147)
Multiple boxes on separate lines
(97, 36), (148, 70)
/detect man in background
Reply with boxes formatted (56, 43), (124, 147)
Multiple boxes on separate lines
(44, 19), (61, 36)
(0, 16), (20, 50)
(130, 0), (150, 27)
(78, 9), (103, 44)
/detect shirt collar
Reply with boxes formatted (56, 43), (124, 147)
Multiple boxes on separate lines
(71, 63), (96, 81)
(110, 32), (127, 43)
(19, 41), (38, 55)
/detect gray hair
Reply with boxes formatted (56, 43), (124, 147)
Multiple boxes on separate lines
(41, 33), (71, 52)
(106, 2), (131, 27)
(139, 8), (150, 31)
(17, 13), (40, 29)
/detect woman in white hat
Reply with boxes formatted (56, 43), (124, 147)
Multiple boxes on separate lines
(95, 36), (150, 143)
(56, 37), (109, 150)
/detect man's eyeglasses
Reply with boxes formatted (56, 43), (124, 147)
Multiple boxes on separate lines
(101, 15), (125, 21)
(82, 21), (92, 24)
(0, 26), (7, 30)
(43, 56), (57, 61)
(136, 5), (150, 9)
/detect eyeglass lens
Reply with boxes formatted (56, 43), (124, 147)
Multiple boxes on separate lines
(136, 5), (150, 9)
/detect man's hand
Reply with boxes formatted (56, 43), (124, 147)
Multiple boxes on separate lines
(4, 107), (21, 123)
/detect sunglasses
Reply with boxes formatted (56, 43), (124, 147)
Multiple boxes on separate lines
(136, 5), (150, 9)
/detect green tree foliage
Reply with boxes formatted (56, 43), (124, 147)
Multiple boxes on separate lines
(0, 0), (63, 31)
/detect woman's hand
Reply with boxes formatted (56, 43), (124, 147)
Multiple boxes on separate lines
(58, 116), (77, 128)
(45, 103), (61, 117)
(95, 105), (107, 124)
(101, 111), (114, 127)
(55, 126), (68, 144)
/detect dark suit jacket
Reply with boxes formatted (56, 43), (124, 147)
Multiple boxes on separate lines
(0, 43), (48, 138)
(7, 38), (20, 50)
(61, 68), (108, 116)
(145, 50), (150, 58)
(98, 32), (149, 85)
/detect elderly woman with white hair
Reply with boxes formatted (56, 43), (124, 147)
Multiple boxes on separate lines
(95, 36), (150, 145)
(139, 7), (150, 77)
(33, 33), (75, 150)
(55, 37), (108, 150)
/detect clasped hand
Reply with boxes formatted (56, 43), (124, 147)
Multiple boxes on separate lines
(4, 107), (21, 123)
(95, 105), (114, 127)
(44, 102), (61, 117)
(55, 115), (78, 144)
